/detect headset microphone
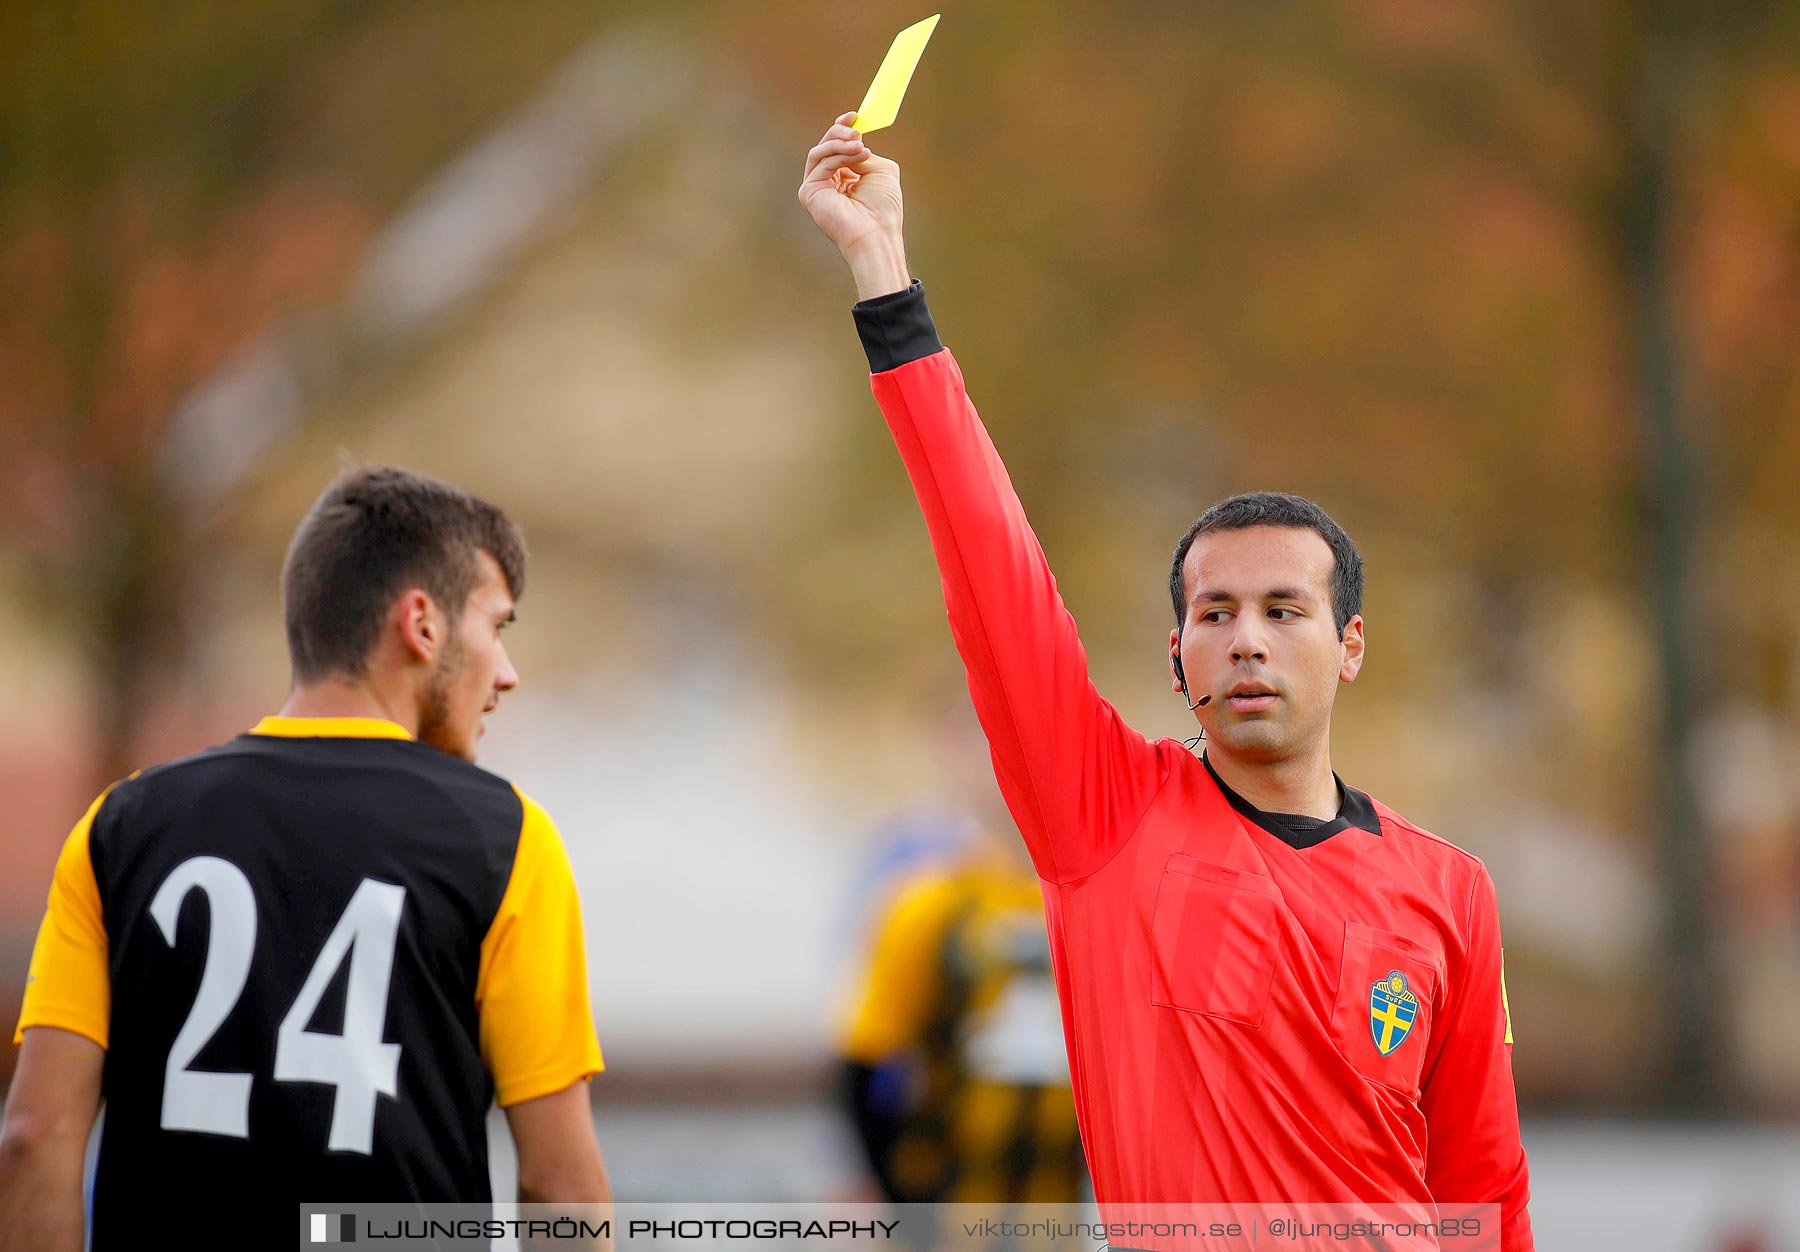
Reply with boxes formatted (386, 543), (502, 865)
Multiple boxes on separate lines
(1173, 653), (1212, 711)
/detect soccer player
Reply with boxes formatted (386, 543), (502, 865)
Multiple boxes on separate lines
(799, 117), (1533, 1248)
(838, 823), (1085, 1203)
(0, 467), (609, 1251)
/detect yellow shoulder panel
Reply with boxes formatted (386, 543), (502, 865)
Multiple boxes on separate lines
(14, 788), (116, 1049)
(476, 788), (604, 1106)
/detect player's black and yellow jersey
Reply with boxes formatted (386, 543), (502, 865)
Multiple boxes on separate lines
(14, 716), (602, 1246)
(840, 861), (1084, 1203)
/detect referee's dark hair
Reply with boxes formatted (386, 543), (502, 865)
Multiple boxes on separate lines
(282, 465), (527, 683)
(1169, 492), (1363, 638)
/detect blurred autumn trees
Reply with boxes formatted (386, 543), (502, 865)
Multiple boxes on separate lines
(0, 0), (634, 780)
(4, 0), (1800, 1109)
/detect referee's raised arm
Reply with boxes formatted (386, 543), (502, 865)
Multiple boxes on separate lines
(799, 118), (1168, 884)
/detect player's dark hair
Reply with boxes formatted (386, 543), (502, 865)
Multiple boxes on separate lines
(282, 465), (526, 683)
(1168, 492), (1363, 637)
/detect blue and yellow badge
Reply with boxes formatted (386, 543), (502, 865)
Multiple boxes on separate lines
(1369, 970), (1419, 1056)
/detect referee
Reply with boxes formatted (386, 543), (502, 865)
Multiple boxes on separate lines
(0, 467), (609, 1250)
(800, 118), (1533, 1248)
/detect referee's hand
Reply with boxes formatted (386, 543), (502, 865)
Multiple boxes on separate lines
(799, 113), (911, 300)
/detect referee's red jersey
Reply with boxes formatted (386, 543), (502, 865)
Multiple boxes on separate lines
(853, 283), (1532, 1250)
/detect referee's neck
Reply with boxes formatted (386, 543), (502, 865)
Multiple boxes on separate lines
(1204, 743), (1339, 822)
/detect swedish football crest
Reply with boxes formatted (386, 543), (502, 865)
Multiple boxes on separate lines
(1369, 970), (1419, 1056)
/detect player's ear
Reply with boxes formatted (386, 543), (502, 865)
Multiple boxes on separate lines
(395, 589), (438, 664)
(1338, 615), (1365, 684)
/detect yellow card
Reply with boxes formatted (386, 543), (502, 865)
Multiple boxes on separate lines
(851, 14), (941, 133)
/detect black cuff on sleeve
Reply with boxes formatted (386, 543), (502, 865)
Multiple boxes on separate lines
(852, 279), (943, 373)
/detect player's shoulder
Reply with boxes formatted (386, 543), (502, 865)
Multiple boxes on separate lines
(871, 867), (966, 936)
(1367, 794), (1492, 885)
(510, 783), (557, 827)
(509, 784), (572, 852)
(88, 738), (246, 821)
(100, 731), (528, 840)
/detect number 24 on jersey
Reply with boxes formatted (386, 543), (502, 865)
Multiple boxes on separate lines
(151, 856), (406, 1155)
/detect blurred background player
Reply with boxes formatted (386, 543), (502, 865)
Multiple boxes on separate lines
(837, 815), (1086, 1205)
(0, 467), (609, 1251)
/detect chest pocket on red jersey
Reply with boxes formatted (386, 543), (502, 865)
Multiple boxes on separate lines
(1150, 856), (1281, 1028)
(1332, 922), (1442, 1100)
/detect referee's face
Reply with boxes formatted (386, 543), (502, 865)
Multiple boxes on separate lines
(1173, 526), (1364, 763)
(418, 549), (520, 761)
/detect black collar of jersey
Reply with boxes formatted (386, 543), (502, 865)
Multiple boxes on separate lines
(1202, 753), (1381, 849)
